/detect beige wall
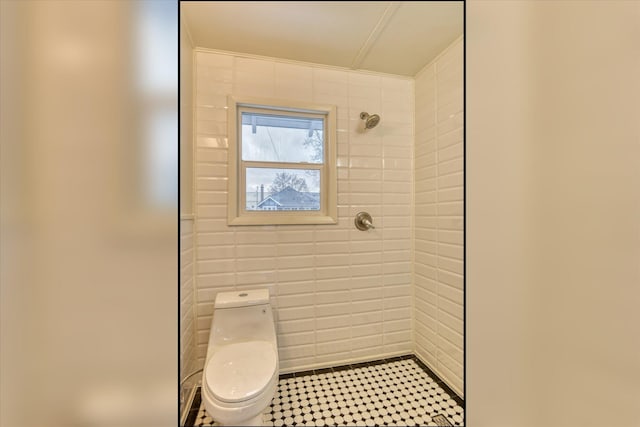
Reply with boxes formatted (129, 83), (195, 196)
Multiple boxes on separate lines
(0, 2), (178, 426)
(413, 37), (464, 396)
(193, 50), (414, 372)
(467, 2), (640, 426)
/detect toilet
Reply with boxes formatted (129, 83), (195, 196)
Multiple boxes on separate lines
(201, 289), (279, 426)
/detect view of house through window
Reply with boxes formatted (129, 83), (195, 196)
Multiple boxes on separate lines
(246, 168), (320, 211)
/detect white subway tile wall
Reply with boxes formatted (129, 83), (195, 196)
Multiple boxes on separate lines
(193, 50), (414, 373)
(414, 37), (464, 397)
(180, 18), (194, 217)
(181, 218), (197, 380)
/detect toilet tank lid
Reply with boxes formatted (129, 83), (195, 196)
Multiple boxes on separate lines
(215, 289), (270, 309)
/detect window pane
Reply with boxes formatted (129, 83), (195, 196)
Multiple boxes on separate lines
(246, 168), (320, 211)
(135, 0), (177, 210)
(136, 0), (176, 95)
(241, 112), (324, 163)
(144, 109), (177, 208)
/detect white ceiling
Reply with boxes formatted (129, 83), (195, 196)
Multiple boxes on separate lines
(181, 1), (463, 77)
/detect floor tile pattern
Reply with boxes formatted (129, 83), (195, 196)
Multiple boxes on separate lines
(185, 355), (464, 426)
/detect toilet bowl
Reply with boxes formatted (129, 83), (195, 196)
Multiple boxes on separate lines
(202, 289), (278, 426)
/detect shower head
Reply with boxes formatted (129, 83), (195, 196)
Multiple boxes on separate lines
(360, 112), (380, 129)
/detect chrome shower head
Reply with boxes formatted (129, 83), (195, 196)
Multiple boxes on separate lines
(360, 112), (380, 129)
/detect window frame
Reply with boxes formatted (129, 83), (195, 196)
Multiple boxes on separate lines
(227, 96), (337, 226)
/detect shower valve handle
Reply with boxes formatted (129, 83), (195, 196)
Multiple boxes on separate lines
(355, 212), (375, 231)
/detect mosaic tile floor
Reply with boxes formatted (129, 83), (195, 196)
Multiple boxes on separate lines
(185, 355), (464, 426)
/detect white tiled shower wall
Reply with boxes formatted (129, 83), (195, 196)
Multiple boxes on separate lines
(413, 38), (464, 396)
(193, 50), (414, 372)
(179, 16), (197, 383)
(180, 218), (197, 379)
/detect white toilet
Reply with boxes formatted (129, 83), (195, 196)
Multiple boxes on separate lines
(201, 289), (279, 426)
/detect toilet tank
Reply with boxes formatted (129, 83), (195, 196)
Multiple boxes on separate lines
(215, 289), (270, 309)
(209, 289), (276, 348)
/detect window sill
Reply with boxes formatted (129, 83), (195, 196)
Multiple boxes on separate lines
(228, 214), (337, 226)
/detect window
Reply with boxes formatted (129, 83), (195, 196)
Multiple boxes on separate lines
(227, 97), (337, 225)
(135, 0), (177, 211)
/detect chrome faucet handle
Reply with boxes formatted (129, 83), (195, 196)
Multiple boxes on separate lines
(355, 212), (375, 231)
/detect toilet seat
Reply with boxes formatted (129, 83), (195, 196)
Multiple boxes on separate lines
(205, 341), (277, 404)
